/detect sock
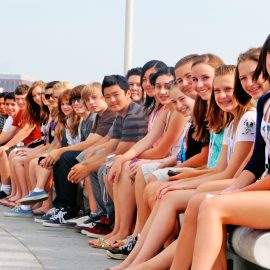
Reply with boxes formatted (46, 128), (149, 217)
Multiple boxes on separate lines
(33, 188), (44, 192)
(0, 184), (11, 195)
(21, 205), (31, 211)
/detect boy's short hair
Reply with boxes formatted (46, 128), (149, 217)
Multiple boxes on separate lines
(126, 67), (142, 80)
(81, 82), (102, 100)
(102, 75), (129, 95)
(14, 84), (29, 95)
(4, 92), (15, 101)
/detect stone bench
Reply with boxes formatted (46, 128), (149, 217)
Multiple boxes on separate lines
(228, 227), (270, 270)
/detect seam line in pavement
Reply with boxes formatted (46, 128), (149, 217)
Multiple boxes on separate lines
(0, 225), (46, 270)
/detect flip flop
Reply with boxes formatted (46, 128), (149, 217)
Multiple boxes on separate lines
(90, 238), (112, 250)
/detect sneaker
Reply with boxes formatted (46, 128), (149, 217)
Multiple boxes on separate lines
(0, 191), (9, 200)
(3, 206), (33, 218)
(75, 212), (102, 232)
(42, 208), (75, 228)
(34, 207), (58, 223)
(17, 191), (48, 205)
(65, 215), (90, 228)
(106, 235), (139, 260)
(84, 216), (113, 238)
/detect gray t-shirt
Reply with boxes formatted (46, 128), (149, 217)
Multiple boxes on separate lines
(108, 102), (148, 142)
(80, 113), (96, 141)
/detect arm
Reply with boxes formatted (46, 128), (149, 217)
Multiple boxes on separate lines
(241, 174), (270, 191)
(177, 141), (254, 189)
(68, 140), (135, 183)
(139, 111), (187, 159)
(0, 124), (34, 154)
(109, 110), (171, 165)
(43, 132), (103, 166)
(0, 126), (18, 145)
(177, 145), (209, 168)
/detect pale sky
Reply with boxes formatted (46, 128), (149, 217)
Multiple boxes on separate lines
(0, 0), (269, 85)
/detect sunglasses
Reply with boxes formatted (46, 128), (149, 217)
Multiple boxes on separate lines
(44, 93), (54, 100)
(69, 97), (81, 105)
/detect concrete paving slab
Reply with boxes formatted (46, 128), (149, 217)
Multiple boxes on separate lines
(0, 206), (119, 270)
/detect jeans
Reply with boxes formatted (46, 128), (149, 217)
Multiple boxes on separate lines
(89, 164), (114, 222)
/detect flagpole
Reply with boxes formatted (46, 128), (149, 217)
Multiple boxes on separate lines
(124, 0), (134, 75)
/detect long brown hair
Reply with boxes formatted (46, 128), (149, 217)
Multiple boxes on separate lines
(24, 81), (47, 126)
(191, 54), (224, 142)
(55, 89), (80, 142)
(234, 48), (261, 106)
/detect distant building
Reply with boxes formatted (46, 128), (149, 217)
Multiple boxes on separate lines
(0, 74), (34, 92)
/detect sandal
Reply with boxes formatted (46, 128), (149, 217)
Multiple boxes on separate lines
(90, 238), (112, 250)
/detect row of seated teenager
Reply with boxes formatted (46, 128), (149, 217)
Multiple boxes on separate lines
(0, 33), (270, 270)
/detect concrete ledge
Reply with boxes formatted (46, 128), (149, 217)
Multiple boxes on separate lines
(231, 227), (270, 269)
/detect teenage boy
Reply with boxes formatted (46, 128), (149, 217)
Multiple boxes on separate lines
(0, 92), (7, 132)
(0, 84), (29, 199)
(32, 82), (115, 225)
(43, 75), (148, 227)
(2, 92), (20, 132)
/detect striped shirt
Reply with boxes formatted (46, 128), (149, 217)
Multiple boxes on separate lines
(108, 102), (147, 142)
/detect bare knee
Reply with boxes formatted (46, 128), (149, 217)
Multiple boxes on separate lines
(197, 196), (220, 222)
(143, 181), (161, 207)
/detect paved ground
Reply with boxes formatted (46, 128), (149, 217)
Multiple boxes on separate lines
(0, 206), (119, 270)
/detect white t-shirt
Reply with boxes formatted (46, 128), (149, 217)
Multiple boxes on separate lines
(2, 116), (13, 132)
(223, 110), (256, 162)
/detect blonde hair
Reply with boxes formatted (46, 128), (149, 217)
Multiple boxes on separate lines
(192, 53), (224, 142)
(207, 65), (235, 133)
(53, 81), (74, 92)
(81, 82), (103, 100)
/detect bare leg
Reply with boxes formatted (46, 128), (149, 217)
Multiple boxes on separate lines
(110, 189), (196, 270)
(127, 240), (177, 270)
(9, 157), (22, 201)
(191, 191), (270, 270)
(170, 192), (211, 270)
(134, 167), (147, 232)
(13, 156), (29, 198)
(0, 151), (11, 185)
(105, 161), (135, 244)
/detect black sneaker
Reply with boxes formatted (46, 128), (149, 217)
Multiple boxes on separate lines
(106, 235), (139, 260)
(74, 212), (102, 232)
(42, 208), (75, 228)
(34, 207), (58, 223)
(0, 191), (9, 200)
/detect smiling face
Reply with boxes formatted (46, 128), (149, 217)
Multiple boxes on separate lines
(60, 97), (73, 116)
(191, 63), (215, 101)
(142, 67), (156, 97)
(214, 74), (238, 114)
(238, 59), (266, 99)
(32, 86), (43, 106)
(175, 62), (197, 99)
(15, 94), (27, 110)
(70, 97), (87, 116)
(170, 86), (195, 117)
(5, 98), (19, 118)
(154, 74), (174, 105)
(128, 75), (143, 102)
(103, 85), (131, 113)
